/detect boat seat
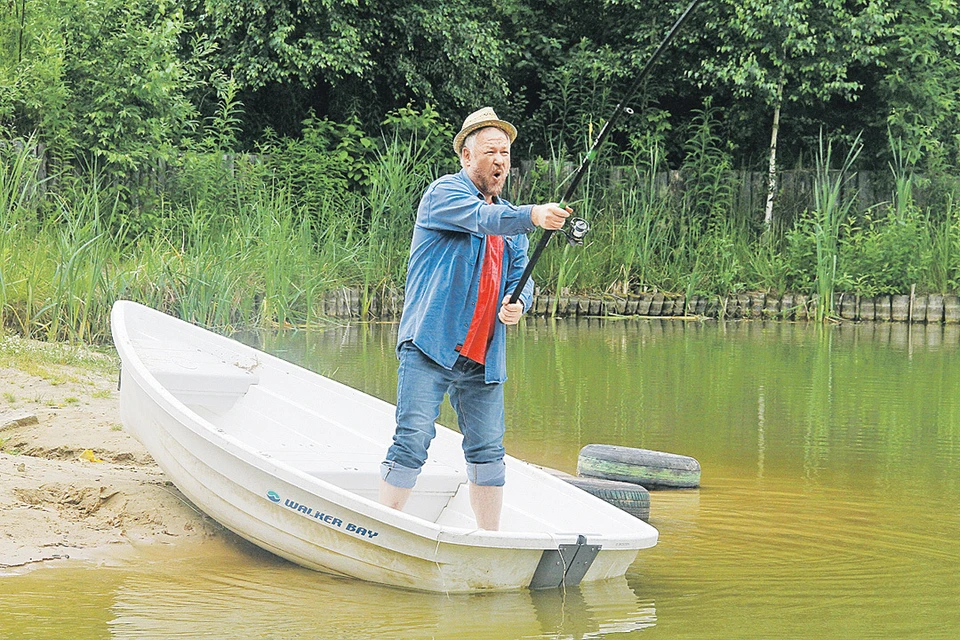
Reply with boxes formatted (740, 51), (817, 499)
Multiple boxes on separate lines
(136, 344), (260, 411)
(285, 453), (467, 522)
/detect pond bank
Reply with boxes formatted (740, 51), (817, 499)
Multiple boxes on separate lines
(321, 287), (960, 323)
(0, 337), (222, 572)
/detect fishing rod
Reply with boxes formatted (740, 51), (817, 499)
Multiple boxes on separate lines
(508, 0), (702, 305)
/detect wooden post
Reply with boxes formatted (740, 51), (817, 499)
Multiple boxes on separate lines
(781, 294), (794, 320)
(637, 294), (652, 316)
(840, 294), (857, 320)
(927, 294), (944, 324)
(908, 284), (916, 324)
(944, 295), (960, 324)
(764, 295), (780, 319)
(650, 293), (664, 316)
(892, 295), (910, 322)
(876, 295), (892, 321)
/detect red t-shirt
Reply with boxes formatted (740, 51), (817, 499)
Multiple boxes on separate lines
(459, 236), (504, 364)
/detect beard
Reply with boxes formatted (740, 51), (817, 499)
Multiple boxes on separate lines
(471, 168), (507, 200)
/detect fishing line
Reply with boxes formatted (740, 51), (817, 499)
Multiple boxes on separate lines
(508, 0), (702, 305)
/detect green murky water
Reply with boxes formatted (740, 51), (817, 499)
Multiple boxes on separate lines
(3, 318), (959, 638)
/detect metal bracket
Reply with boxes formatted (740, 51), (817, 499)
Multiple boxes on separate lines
(529, 535), (602, 590)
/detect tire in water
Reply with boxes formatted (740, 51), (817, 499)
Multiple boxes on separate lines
(577, 444), (700, 489)
(541, 467), (650, 521)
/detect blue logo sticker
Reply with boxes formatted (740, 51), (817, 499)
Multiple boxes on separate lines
(267, 490), (281, 503)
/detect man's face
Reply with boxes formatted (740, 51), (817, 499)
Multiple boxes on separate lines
(463, 127), (511, 201)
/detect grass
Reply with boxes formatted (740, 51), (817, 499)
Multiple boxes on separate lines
(0, 333), (118, 379)
(3, 125), (960, 343)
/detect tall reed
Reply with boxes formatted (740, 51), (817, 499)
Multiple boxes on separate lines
(6, 117), (960, 343)
(617, 143), (671, 293)
(0, 138), (44, 325)
(811, 132), (861, 322)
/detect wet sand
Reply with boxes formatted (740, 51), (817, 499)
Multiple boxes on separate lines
(0, 337), (222, 571)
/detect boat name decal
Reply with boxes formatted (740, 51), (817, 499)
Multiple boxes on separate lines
(266, 490), (379, 539)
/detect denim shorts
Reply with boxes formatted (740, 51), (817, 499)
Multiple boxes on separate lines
(381, 342), (506, 489)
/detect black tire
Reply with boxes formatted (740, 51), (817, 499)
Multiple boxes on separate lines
(541, 466), (651, 521)
(577, 444), (700, 489)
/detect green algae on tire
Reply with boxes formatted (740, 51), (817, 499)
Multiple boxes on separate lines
(577, 444), (700, 489)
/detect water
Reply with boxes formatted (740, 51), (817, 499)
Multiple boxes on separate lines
(3, 318), (960, 638)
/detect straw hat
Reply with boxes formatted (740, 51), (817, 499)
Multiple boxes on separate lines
(453, 107), (517, 154)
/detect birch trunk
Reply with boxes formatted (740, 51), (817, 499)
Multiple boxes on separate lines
(764, 78), (785, 226)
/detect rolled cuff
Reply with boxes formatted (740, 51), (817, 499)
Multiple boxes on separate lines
(380, 460), (421, 489)
(466, 460), (506, 486)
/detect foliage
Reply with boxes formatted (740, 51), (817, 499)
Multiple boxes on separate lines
(679, 99), (736, 231)
(877, 0), (960, 171)
(838, 207), (929, 296)
(810, 132), (862, 321)
(697, 0), (890, 106)
(9, 0), (960, 339)
(197, 0), (513, 121)
(1, 0), (215, 175)
(531, 41), (627, 153)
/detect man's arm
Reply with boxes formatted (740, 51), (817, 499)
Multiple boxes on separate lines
(419, 176), (570, 237)
(420, 178), (536, 236)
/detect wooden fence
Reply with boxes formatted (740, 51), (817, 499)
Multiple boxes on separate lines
(7, 141), (924, 224)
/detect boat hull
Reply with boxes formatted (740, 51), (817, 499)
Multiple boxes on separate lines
(112, 301), (656, 592)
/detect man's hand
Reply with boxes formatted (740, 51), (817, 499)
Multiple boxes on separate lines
(498, 296), (524, 325)
(531, 203), (572, 230)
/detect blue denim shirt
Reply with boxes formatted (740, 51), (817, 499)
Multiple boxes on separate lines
(397, 168), (537, 383)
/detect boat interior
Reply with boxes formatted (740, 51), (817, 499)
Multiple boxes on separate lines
(130, 326), (635, 536)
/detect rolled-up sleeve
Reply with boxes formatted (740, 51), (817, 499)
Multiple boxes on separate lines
(420, 172), (536, 237)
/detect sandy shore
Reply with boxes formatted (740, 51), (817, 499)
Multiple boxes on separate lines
(0, 337), (223, 571)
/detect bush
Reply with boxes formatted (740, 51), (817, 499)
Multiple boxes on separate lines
(839, 207), (930, 296)
(1, 0), (213, 175)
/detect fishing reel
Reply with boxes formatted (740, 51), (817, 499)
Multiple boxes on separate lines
(560, 217), (590, 246)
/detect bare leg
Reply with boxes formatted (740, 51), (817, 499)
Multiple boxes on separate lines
(469, 482), (503, 531)
(379, 479), (412, 511)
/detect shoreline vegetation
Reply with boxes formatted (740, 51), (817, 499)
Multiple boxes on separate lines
(317, 287), (960, 325)
(4, 115), (960, 342)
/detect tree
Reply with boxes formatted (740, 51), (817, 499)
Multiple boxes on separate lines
(695, 0), (891, 225)
(1, 0), (213, 173)
(196, 0), (515, 124)
(876, 0), (960, 172)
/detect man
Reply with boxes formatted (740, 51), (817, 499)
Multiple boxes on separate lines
(378, 107), (570, 530)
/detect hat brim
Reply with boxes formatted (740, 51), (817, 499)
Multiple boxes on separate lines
(453, 119), (518, 154)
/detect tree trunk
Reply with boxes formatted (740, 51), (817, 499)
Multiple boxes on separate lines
(764, 77), (785, 226)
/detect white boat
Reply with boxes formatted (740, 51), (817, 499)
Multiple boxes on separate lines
(111, 300), (658, 592)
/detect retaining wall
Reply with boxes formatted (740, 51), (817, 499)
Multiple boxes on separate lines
(320, 288), (960, 324)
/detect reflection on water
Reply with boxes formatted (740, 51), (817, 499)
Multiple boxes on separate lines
(4, 318), (960, 638)
(0, 538), (654, 639)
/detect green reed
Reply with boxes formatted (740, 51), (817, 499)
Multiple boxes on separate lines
(811, 132), (861, 322)
(5, 120), (960, 344)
